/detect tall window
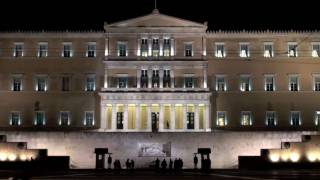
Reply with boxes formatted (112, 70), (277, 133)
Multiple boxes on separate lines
(152, 38), (159, 57)
(315, 111), (320, 126)
(117, 42), (127, 57)
(62, 76), (71, 91)
(239, 43), (250, 58)
(266, 111), (276, 126)
(38, 42), (48, 58)
(11, 74), (22, 91)
(85, 74), (95, 91)
(34, 111), (45, 126)
(185, 43), (193, 57)
(84, 111), (94, 126)
(35, 75), (48, 92)
(264, 42), (273, 58)
(59, 111), (70, 126)
(216, 75), (226, 91)
(62, 42), (72, 58)
(265, 75), (275, 91)
(314, 75), (320, 91)
(86, 42), (96, 58)
(312, 43), (320, 58)
(216, 111), (227, 127)
(184, 75), (194, 88)
(215, 43), (225, 58)
(290, 111), (301, 126)
(13, 42), (24, 57)
(240, 75), (251, 92)
(140, 69), (148, 88)
(10, 111), (21, 126)
(241, 111), (252, 126)
(163, 38), (171, 57)
(288, 42), (298, 57)
(163, 69), (171, 87)
(152, 70), (159, 88)
(141, 39), (148, 57)
(289, 75), (299, 91)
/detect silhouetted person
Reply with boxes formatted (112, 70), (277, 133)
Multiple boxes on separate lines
(126, 159), (130, 169)
(193, 155), (198, 169)
(169, 158), (173, 170)
(130, 159), (135, 170)
(155, 158), (160, 170)
(161, 159), (167, 171)
(107, 155), (112, 169)
(173, 158), (178, 172)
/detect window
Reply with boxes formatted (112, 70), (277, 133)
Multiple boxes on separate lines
(288, 42), (298, 57)
(184, 75), (194, 88)
(314, 75), (320, 91)
(34, 111), (45, 126)
(185, 43), (193, 57)
(216, 75), (226, 91)
(117, 75), (128, 88)
(152, 38), (159, 57)
(62, 76), (71, 91)
(13, 43), (24, 57)
(239, 43), (250, 58)
(163, 38), (171, 57)
(266, 111), (276, 126)
(240, 75), (251, 92)
(315, 111), (320, 126)
(35, 75), (48, 92)
(141, 39), (148, 57)
(10, 111), (21, 126)
(117, 42), (127, 57)
(215, 43), (225, 58)
(289, 75), (299, 91)
(85, 74), (95, 91)
(11, 74), (23, 91)
(312, 43), (320, 57)
(163, 69), (171, 88)
(265, 75), (275, 91)
(59, 111), (70, 126)
(241, 111), (252, 126)
(86, 42), (96, 57)
(216, 111), (227, 127)
(84, 111), (94, 126)
(264, 43), (273, 58)
(152, 70), (159, 88)
(140, 69), (148, 88)
(38, 42), (48, 58)
(290, 111), (301, 126)
(62, 42), (72, 58)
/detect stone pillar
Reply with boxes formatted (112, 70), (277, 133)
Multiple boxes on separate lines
(148, 38), (152, 56)
(195, 104), (199, 130)
(104, 69), (108, 88)
(136, 104), (140, 130)
(183, 104), (187, 130)
(137, 38), (141, 56)
(170, 104), (175, 130)
(100, 105), (107, 130)
(159, 38), (163, 56)
(205, 104), (211, 131)
(159, 104), (164, 131)
(123, 104), (128, 130)
(170, 38), (175, 56)
(203, 66), (208, 88)
(170, 70), (174, 88)
(111, 104), (117, 131)
(159, 68), (164, 88)
(147, 104), (152, 131)
(137, 69), (141, 88)
(148, 69), (152, 88)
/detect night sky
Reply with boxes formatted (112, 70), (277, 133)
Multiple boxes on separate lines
(0, 0), (318, 31)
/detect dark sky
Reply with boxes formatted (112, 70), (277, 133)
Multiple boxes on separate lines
(0, 0), (318, 31)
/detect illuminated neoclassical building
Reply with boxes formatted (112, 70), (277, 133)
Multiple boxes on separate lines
(0, 9), (320, 169)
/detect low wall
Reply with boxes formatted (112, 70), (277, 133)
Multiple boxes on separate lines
(1, 131), (307, 169)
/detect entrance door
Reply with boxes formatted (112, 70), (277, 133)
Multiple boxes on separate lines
(187, 112), (195, 129)
(151, 112), (159, 132)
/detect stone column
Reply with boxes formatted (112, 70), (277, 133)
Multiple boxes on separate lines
(111, 104), (117, 131)
(170, 104), (175, 130)
(147, 104), (152, 131)
(100, 105), (107, 130)
(170, 38), (175, 56)
(135, 104), (140, 130)
(170, 70), (174, 88)
(205, 104), (211, 131)
(183, 104), (187, 130)
(159, 104), (164, 131)
(123, 104), (128, 130)
(137, 38), (141, 56)
(195, 104), (199, 130)
(137, 69), (141, 88)
(159, 38), (163, 56)
(104, 69), (108, 88)
(203, 66), (208, 88)
(159, 68), (164, 88)
(148, 38), (152, 56)
(148, 69), (152, 88)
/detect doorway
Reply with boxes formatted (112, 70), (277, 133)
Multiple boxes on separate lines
(151, 112), (159, 132)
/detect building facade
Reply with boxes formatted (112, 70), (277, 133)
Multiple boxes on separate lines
(0, 9), (319, 168)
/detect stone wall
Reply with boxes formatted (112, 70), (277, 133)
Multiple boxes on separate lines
(2, 131), (306, 169)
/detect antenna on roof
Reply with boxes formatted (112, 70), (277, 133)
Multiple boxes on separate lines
(152, 0), (159, 14)
(155, 0), (157, 9)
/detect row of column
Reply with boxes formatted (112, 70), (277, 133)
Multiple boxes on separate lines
(100, 104), (210, 131)
(136, 69), (174, 88)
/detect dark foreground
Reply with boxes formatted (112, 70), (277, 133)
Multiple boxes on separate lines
(3, 169), (320, 180)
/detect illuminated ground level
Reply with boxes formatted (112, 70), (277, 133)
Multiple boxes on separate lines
(1, 131), (309, 169)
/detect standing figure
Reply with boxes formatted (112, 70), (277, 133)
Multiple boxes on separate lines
(193, 155), (198, 169)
